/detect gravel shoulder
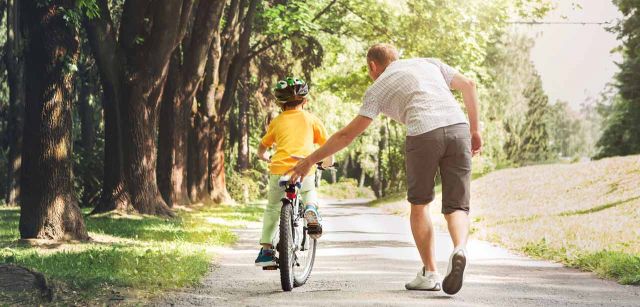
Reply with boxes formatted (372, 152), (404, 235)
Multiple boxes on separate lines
(156, 199), (640, 306)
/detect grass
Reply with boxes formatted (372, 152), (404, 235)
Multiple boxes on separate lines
(523, 239), (640, 285)
(317, 178), (375, 200)
(0, 202), (263, 304)
(470, 154), (640, 285)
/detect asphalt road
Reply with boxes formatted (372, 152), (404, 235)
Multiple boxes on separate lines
(157, 200), (640, 306)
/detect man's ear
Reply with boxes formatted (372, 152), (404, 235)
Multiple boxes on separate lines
(368, 60), (377, 73)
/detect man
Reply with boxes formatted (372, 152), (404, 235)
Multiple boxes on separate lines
(285, 43), (482, 295)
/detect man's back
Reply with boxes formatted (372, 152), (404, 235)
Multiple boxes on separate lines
(359, 58), (467, 136)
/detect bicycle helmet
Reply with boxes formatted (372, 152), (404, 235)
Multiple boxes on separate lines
(273, 77), (309, 107)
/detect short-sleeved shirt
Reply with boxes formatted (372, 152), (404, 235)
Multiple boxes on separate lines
(261, 109), (328, 175)
(358, 58), (468, 136)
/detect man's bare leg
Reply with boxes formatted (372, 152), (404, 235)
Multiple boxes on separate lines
(444, 210), (469, 248)
(410, 204), (437, 272)
(442, 210), (470, 295)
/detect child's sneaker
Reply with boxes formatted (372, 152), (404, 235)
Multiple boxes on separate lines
(254, 248), (276, 267)
(304, 204), (322, 239)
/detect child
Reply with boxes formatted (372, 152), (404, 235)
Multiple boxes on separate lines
(255, 77), (333, 267)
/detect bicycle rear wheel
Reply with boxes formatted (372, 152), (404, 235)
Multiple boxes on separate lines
(293, 219), (316, 287)
(278, 203), (295, 291)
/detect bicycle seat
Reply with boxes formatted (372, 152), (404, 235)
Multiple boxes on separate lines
(279, 176), (301, 188)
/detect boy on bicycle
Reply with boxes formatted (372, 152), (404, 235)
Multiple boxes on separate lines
(254, 77), (333, 267)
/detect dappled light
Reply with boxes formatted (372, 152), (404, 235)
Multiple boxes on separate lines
(1, 0), (638, 305)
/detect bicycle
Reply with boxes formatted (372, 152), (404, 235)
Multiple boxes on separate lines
(263, 162), (334, 291)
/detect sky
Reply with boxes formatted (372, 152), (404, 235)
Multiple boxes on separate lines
(515, 0), (623, 109)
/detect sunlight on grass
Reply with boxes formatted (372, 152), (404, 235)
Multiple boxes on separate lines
(0, 203), (262, 303)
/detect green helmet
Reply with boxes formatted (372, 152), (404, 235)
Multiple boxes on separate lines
(273, 77), (309, 106)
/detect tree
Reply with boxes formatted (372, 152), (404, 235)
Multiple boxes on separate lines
(157, 0), (226, 207)
(85, 0), (196, 216)
(4, 0), (25, 206)
(19, 0), (88, 240)
(595, 0), (640, 158)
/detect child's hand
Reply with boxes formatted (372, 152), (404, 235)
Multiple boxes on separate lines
(259, 153), (271, 162)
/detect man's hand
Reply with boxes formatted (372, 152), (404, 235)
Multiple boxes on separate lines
(471, 131), (482, 156)
(285, 157), (314, 183)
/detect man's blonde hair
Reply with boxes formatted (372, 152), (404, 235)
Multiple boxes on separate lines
(367, 43), (399, 66)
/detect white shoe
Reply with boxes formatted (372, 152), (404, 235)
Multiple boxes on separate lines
(442, 247), (467, 295)
(405, 268), (441, 291)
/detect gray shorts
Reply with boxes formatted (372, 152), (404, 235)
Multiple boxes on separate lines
(405, 123), (471, 214)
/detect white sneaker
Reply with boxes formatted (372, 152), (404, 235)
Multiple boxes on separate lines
(405, 268), (441, 291)
(442, 247), (467, 295)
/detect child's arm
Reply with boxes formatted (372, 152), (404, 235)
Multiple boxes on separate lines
(257, 143), (271, 162)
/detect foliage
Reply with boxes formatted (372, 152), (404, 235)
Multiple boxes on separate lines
(226, 169), (267, 204)
(596, 0), (640, 158)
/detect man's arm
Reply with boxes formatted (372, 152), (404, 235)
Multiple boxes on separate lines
(286, 115), (373, 181)
(450, 73), (482, 155)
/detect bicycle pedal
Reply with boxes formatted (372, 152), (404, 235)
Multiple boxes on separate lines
(262, 265), (278, 270)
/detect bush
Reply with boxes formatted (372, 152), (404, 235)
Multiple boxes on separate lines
(227, 169), (266, 204)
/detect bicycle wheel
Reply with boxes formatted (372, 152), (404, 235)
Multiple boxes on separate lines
(278, 202), (295, 291)
(293, 216), (316, 287)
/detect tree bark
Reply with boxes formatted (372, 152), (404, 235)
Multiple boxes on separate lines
(192, 33), (222, 201)
(85, 0), (195, 216)
(19, 0), (88, 240)
(4, 0), (25, 206)
(236, 73), (250, 171)
(157, 0), (226, 206)
(208, 0), (258, 203)
(209, 122), (231, 203)
(84, 0), (130, 214)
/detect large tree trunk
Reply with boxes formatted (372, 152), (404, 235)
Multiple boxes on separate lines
(157, 55), (186, 207)
(158, 0), (226, 207)
(4, 0), (25, 206)
(19, 0), (88, 240)
(83, 0), (130, 214)
(86, 0), (195, 216)
(191, 34), (222, 202)
(209, 0), (258, 203)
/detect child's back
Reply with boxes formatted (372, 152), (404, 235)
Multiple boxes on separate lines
(254, 77), (329, 267)
(261, 109), (327, 175)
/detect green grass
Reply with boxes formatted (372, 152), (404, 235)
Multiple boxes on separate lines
(317, 178), (375, 200)
(558, 196), (640, 217)
(0, 203), (262, 304)
(368, 185), (441, 207)
(522, 239), (640, 285)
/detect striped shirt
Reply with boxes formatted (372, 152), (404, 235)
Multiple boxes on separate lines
(358, 58), (468, 136)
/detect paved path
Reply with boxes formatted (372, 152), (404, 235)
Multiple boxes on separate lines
(158, 200), (640, 306)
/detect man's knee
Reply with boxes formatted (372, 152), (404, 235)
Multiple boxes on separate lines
(410, 203), (431, 217)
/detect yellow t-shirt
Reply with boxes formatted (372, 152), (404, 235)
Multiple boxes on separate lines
(261, 109), (328, 175)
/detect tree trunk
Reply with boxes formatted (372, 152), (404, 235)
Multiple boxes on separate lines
(158, 0), (226, 206)
(85, 0), (195, 217)
(209, 122), (232, 203)
(157, 55), (186, 207)
(77, 63), (96, 151)
(19, 0), (88, 240)
(236, 75), (250, 171)
(4, 0), (25, 206)
(192, 33), (222, 202)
